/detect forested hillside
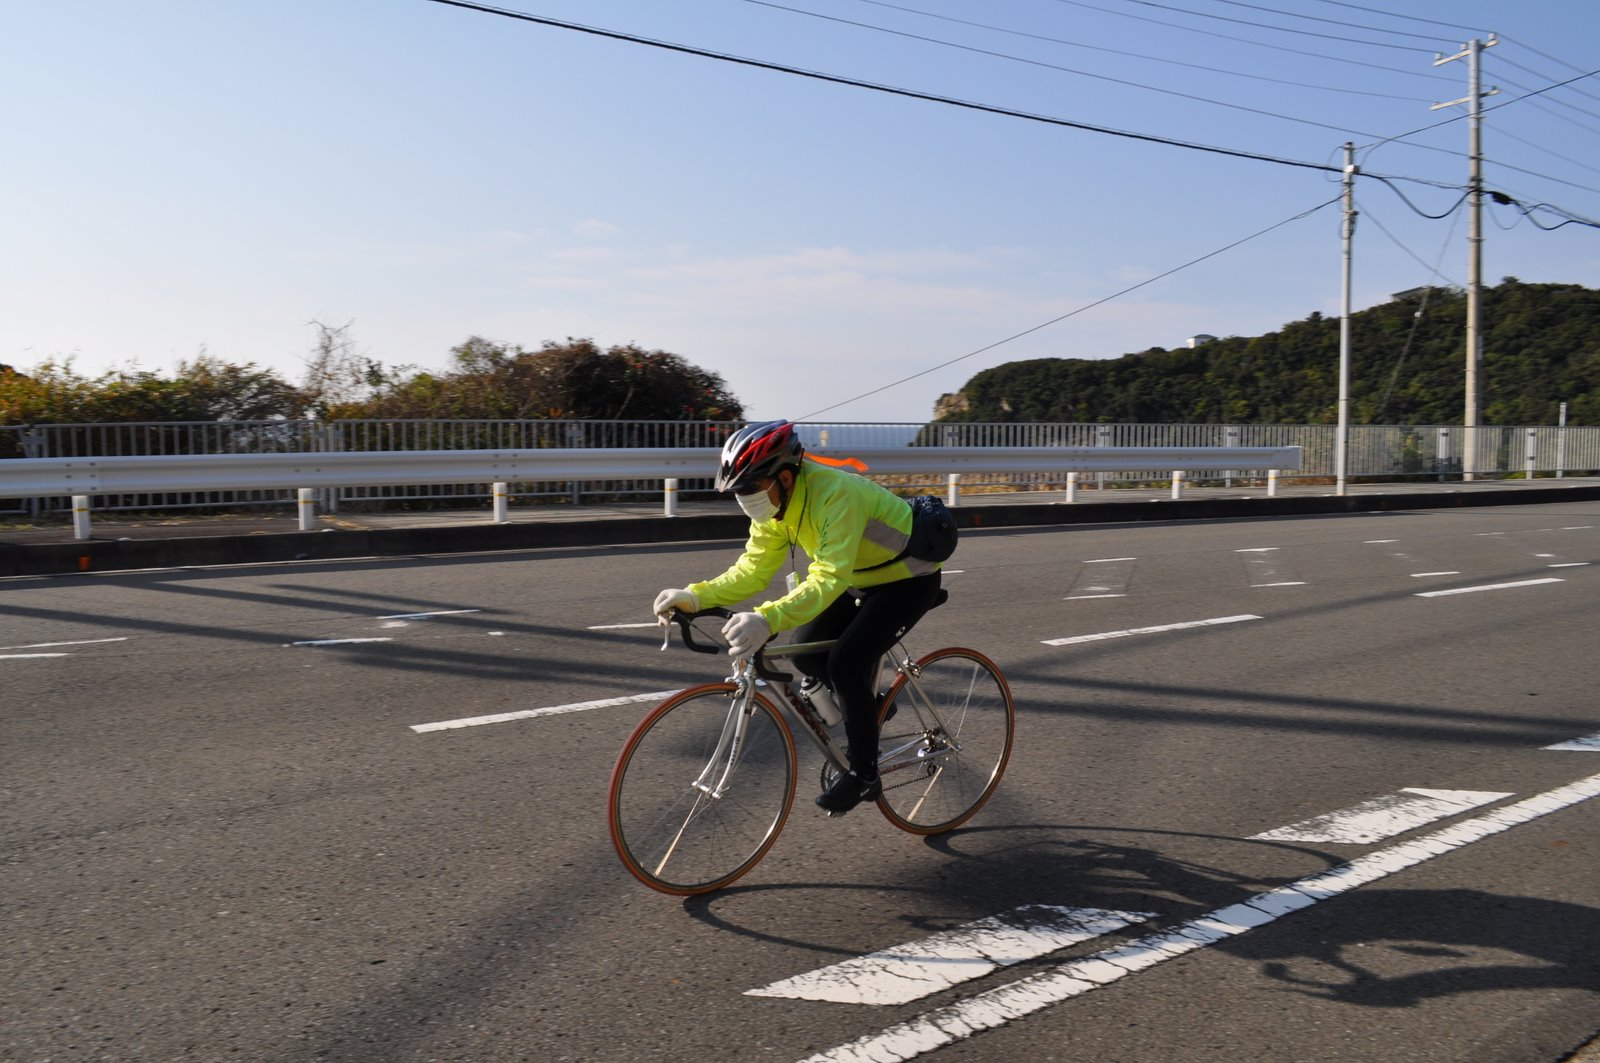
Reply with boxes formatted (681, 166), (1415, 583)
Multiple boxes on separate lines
(934, 278), (1600, 426)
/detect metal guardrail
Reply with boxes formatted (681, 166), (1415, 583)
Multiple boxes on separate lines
(0, 444), (1303, 540)
(0, 445), (1302, 497)
(4, 416), (1597, 520)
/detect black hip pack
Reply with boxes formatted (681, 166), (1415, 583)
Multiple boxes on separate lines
(863, 495), (959, 571)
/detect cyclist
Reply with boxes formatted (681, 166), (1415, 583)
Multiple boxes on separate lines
(653, 420), (945, 814)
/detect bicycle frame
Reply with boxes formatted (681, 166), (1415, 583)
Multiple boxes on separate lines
(710, 636), (951, 788)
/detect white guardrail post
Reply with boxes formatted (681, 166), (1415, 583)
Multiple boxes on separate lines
(946, 473), (960, 508)
(297, 488), (316, 531)
(1065, 471), (1078, 503)
(1170, 470), (1185, 500)
(663, 478), (679, 517)
(493, 482), (510, 523)
(72, 495), (92, 541)
(1268, 469), (1280, 497)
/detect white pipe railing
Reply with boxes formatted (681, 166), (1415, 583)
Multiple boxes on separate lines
(2, 445), (1302, 540)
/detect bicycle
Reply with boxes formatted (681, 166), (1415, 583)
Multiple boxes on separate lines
(607, 591), (1015, 895)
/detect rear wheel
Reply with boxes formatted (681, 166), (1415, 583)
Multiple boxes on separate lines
(874, 648), (1013, 835)
(608, 684), (797, 895)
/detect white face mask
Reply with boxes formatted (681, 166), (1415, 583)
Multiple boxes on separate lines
(736, 488), (779, 522)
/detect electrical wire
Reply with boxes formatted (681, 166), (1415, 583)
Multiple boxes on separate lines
(1306, 0), (1487, 37)
(797, 196), (1343, 420)
(1046, 0), (1456, 83)
(1104, 0), (1437, 53)
(420, 0), (1348, 177)
(1190, 0), (1452, 45)
(848, 0), (1430, 102)
(740, 0), (1400, 138)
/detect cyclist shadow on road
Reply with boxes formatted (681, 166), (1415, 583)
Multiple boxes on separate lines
(1221, 884), (1600, 1007)
(681, 823), (1330, 957)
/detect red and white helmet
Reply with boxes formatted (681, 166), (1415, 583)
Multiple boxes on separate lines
(715, 420), (805, 493)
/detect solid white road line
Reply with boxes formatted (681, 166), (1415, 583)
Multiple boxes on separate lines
(0, 637), (129, 650)
(588, 622), (662, 630)
(376, 609), (482, 619)
(289, 638), (394, 647)
(1415, 578), (1565, 597)
(1409, 571), (1462, 577)
(1042, 615), (1261, 646)
(411, 690), (680, 733)
(1545, 732), (1600, 751)
(1549, 562), (1591, 568)
(1, 653), (70, 659)
(798, 768), (1600, 1063)
(1249, 788), (1513, 844)
(747, 906), (1156, 1007)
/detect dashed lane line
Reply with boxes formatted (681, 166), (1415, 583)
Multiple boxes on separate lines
(1415, 577), (1565, 598)
(748, 906), (1156, 1007)
(411, 690), (680, 732)
(1249, 788), (1513, 845)
(798, 768), (1600, 1063)
(0, 637), (130, 650)
(1042, 615), (1261, 647)
(1546, 732), (1600, 751)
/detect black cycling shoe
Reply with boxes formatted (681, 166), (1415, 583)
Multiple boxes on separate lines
(816, 770), (883, 815)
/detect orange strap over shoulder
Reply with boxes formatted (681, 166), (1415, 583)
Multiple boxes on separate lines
(805, 453), (870, 473)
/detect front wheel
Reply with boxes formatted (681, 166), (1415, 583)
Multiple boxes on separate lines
(875, 648), (1014, 835)
(608, 683), (797, 895)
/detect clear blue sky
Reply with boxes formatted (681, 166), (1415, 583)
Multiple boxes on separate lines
(4, 0), (1597, 423)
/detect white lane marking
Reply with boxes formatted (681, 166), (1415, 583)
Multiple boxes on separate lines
(1236, 547), (1302, 588)
(588, 622), (661, 630)
(799, 769), (1600, 1063)
(748, 906), (1155, 1007)
(1042, 615), (1261, 646)
(1065, 557), (1135, 599)
(1549, 562), (1591, 568)
(1409, 571), (1462, 577)
(1, 653), (70, 659)
(1363, 539), (1399, 544)
(0, 637), (130, 650)
(289, 638), (395, 647)
(411, 690), (680, 732)
(1063, 594), (1125, 601)
(1545, 733), (1600, 752)
(376, 609), (482, 619)
(1249, 788), (1513, 844)
(1415, 578), (1565, 597)
(1561, 526), (1594, 530)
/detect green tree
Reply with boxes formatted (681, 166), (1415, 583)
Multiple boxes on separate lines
(344, 337), (744, 422)
(0, 355), (307, 425)
(934, 279), (1600, 427)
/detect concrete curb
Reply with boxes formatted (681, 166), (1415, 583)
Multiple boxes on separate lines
(4, 482), (1599, 578)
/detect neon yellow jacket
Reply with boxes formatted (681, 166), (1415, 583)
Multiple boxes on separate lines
(688, 462), (940, 634)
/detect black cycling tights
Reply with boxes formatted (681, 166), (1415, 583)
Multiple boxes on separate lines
(790, 572), (943, 777)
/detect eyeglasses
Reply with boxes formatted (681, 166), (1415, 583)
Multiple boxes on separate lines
(733, 479), (770, 497)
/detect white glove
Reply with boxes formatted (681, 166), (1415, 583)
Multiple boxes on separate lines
(653, 588), (698, 623)
(722, 611), (771, 658)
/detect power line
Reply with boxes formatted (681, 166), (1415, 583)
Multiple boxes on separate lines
(1196, 0), (1452, 45)
(799, 196), (1342, 420)
(1047, 0), (1455, 83)
(741, 0), (1400, 137)
(1306, 0), (1487, 37)
(1105, 0), (1436, 53)
(848, 0), (1430, 102)
(421, 0), (1347, 176)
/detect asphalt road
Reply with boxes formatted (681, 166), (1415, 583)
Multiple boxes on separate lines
(5, 501), (1599, 1062)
